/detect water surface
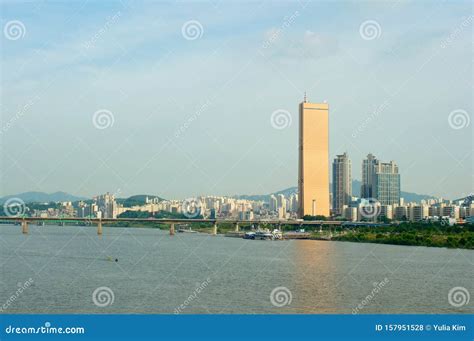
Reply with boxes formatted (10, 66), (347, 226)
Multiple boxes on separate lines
(1, 225), (472, 314)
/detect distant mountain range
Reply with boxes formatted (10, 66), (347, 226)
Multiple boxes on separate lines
(0, 191), (87, 204)
(234, 179), (436, 203)
(0, 192), (166, 206)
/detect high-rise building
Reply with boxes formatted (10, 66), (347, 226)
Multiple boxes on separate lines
(96, 192), (118, 219)
(332, 152), (352, 215)
(361, 153), (378, 199)
(269, 195), (277, 212)
(361, 154), (400, 206)
(298, 96), (330, 217)
(374, 161), (400, 205)
(277, 194), (286, 212)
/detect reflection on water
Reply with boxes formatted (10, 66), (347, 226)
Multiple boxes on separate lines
(0, 225), (472, 314)
(293, 240), (339, 313)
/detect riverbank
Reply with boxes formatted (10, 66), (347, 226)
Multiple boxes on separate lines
(4, 220), (472, 249)
(331, 228), (474, 250)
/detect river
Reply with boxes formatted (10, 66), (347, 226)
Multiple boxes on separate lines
(0, 225), (472, 314)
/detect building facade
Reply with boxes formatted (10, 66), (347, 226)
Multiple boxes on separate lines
(361, 154), (400, 205)
(298, 98), (330, 217)
(374, 161), (400, 205)
(361, 153), (378, 199)
(332, 152), (352, 215)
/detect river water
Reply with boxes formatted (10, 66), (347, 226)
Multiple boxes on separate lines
(0, 225), (472, 314)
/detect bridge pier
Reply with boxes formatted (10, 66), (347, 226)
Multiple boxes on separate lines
(170, 223), (175, 236)
(21, 220), (28, 234)
(212, 222), (218, 235)
(234, 223), (239, 232)
(97, 220), (103, 235)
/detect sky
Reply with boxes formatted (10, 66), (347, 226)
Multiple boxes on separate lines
(0, 0), (472, 200)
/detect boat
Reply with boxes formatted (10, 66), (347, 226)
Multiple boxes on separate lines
(243, 232), (255, 239)
(272, 229), (283, 240)
(254, 230), (274, 240)
(243, 229), (283, 240)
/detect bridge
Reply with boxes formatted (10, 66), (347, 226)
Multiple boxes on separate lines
(0, 216), (343, 236)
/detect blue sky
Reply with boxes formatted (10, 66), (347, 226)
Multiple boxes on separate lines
(1, 0), (472, 200)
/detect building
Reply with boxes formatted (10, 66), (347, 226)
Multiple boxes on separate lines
(374, 161), (400, 205)
(289, 194), (298, 213)
(380, 205), (393, 220)
(394, 206), (408, 221)
(332, 152), (352, 215)
(277, 194), (286, 212)
(298, 96), (330, 217)
(361, 153), (378, 199)
(408, 205), (429, 222)
(269, 195), (277, 212)
(96, 193), (118, 219)
(361, 154), (400, 205)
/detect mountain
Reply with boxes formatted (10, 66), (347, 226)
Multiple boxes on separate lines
(116, 194), (165, 207)
(235, 180), (436, 203)
(0, 191), (87, 204)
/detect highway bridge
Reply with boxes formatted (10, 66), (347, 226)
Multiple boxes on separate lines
(0, 216), (343, 235)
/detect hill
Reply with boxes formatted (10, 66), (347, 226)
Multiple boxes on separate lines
(116, 194), (164, 207)
(0, 191), (87, 204)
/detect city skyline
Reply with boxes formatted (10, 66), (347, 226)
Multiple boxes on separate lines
(1, 1), (471, 200)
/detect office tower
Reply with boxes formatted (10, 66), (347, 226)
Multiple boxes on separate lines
(374, 161), (400, 205)
(361, 153), (378, 198)
(298, 95), (330, 217)
(361, 154), (400, 206)
(332, 152), (352, 215)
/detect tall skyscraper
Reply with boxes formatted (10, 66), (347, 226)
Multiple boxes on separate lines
(374, 161), (400, 205)
(298, 96), (330, 217)
(361, 153), (378, 199)
(361, 154), (400, 205)
(332, 152), (352, 215)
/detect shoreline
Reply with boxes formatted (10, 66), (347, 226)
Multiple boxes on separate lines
(2, 222), (473, 250)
